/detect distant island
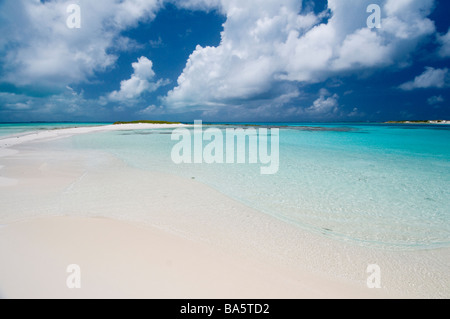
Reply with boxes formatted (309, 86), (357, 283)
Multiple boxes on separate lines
(113, 120), (182, 125)
(385, 120), (450, 124)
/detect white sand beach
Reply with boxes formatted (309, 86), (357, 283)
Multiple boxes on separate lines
(0, 124), (448, 299)
(0, 216), (381, 299)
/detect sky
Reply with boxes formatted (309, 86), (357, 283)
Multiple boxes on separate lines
(0, 0), (449, 123)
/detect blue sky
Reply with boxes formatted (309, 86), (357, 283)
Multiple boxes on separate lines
(0, 0), (449, 123)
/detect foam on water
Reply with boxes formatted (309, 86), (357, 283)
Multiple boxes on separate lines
(64, 124), (450, 250)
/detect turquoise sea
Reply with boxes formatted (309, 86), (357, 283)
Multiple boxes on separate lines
(1, 122), (449, 250)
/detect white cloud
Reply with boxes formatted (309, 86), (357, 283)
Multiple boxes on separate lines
(399, 67), (449, 90)
(427, 95), (444, 106)
(438, 28), (450, 58)
(165, 0), (437, 113)
(170, 0), (223, 12)
(0, 0), (163, 89)
(137, 104), (166, 115)
(0, 88), (102, 121)
(109, 57), (169, 102)
(4, 101), (33, 111)
(281, 89), (340, 120)
(348, 107), (364, 118)
(382, 0), (435, 39)
(306, 90), (339, 115)
(0, 0), (443, 120)
(149, 36), (165, 48)
(165, 0), (320, 109)
(332, 28), (392, 70)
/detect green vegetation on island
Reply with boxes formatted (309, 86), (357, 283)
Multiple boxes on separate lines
(113, 120), (182, 125)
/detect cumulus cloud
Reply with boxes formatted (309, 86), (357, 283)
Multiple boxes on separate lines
(165, 0), (317, 109)
(164, 0), (437, 113)
(399, 67), (449, 90)
(108, 57), (169, 102)
(306, 90), (339, 115)
(0, 0), (444, 121)
(0, 0), (163, 89)
(281, 89), (341, 120)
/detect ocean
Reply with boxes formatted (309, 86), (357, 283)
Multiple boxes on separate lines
(2, 122), (449, 250)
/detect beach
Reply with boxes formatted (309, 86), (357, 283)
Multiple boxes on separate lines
(0, 124), (448, 299)
(2, 0), (450, 302)
(0, 217), (381, 299)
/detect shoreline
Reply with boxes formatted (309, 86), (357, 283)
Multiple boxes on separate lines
(0, 123), (188, 150)
(0, 124), (448, 298)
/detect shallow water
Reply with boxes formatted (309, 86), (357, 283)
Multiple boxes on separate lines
(4, 123), (449, 250)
